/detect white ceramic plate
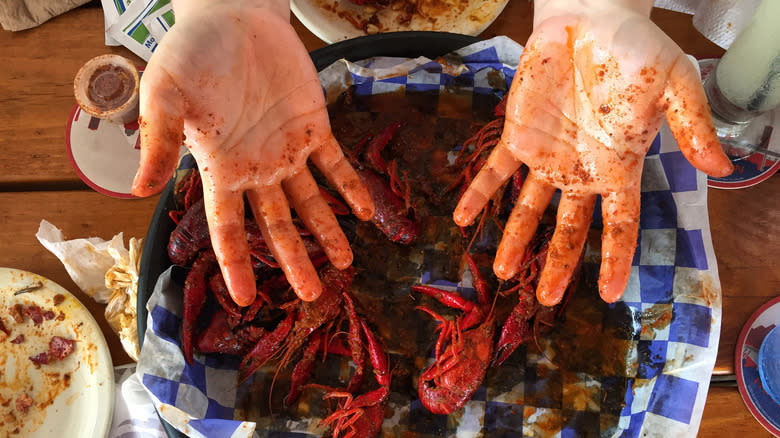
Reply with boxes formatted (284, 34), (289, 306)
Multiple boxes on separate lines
(291, 0), (509, 44)
(0, 268), (114, 438)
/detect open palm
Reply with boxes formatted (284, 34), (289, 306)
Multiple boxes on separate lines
(454, 7), (732, 306)
(131, 4), (373, 306)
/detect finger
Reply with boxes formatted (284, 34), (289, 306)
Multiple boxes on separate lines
(283, 169), (353, 269)
(493, 173), (556, 280)
(206, 190), (255, 307)
(599, 190), (640, 303)
(247, 185), (322, 301)
(663, 54), (733, 177)
(131, 66), (186, 197)
(310, 136), (375, 221)
(536, 193), (596, 306)
(454, 145), (523, 227)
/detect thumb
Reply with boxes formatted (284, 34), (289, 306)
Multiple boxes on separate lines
(131, 66), (186, 197)
(663, 54), (733, 178)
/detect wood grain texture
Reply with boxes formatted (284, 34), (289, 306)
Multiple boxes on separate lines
(0, 2), (776, 433)
(0, 7), (143, 187)
(709, 177), (780, 374)
(700, 387), (774, 437)
(0, 191), (160, 365)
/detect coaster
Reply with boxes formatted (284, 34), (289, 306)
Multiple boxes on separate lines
(699, 59), (780, 189)
(736, 295), (780, 437)
(65, 104), (141, 198)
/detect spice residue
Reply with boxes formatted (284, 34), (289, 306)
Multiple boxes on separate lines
(87, 64), (135, 111)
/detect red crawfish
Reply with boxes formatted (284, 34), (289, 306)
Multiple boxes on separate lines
(344, 121), (420, 245)
(493, 225), (578, 367)
(445, 94), (521, 248)
(315, 293), (390, 438)
(237, 264), (352, 383)
(412, 254), (495, 415)
(181, 250), (216, 364)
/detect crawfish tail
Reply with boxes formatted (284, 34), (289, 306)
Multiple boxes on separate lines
(239, 309), (296, 383)
(494, 281), (539, 366)
(365, 121), (402, 174)
(285, 330), (323, 407)
(182, 250), (216, 364)
(360, 169), (419, 244)
(168, 198), (211, 266)
(208, 272), (244, 318)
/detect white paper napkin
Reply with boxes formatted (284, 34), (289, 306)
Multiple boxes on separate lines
(655, 0), (762, 49)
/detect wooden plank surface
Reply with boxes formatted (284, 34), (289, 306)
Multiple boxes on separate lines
(1, 1), (778, 434)
(709, 177), (780, 374)
(700, 387), (774, 437)
(0, 190), (160, 365)
(0, 7), (141, 188)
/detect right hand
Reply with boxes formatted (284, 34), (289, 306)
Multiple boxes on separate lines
(131, 0), (374, 305)
(454, 0), (732, 306)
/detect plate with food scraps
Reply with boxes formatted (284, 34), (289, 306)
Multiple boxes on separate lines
(0, 268), (114, 438)
(291, 0), (509, 43)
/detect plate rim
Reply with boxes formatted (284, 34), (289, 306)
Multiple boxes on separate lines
(290, 0), (509, 44)
(0, 267), (116, 438)
(735, 295), (780, 436)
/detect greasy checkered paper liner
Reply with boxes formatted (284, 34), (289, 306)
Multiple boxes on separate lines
(137, 37), (721, 438)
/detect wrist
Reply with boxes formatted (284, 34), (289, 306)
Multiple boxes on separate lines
(533, 0), (653, 27)
(172, 0), (290, 22)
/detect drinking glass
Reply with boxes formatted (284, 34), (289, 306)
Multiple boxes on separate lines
(703, 0), (780, 159)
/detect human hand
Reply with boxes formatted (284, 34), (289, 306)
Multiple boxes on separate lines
(131, 0), (374, 305)
(453, 0), (732, 306)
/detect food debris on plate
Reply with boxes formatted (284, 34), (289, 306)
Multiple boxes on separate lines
(0, 268), (114, 437)
(292, 0), (510, 43)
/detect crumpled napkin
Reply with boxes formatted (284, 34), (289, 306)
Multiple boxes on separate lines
(655, 0), (762, 49)
(36, 219), (144, 361)
(0, 0), (89, 31)
(111, 364), (167, 438)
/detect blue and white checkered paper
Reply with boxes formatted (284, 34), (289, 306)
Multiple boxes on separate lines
(138, 37), (722, 437)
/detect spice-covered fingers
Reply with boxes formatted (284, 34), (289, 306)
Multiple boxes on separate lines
(284, 169), (352, 269)
(598, 190), (640, 303)
(204, 190), (255, 307)
(663, 54), (733, 178)
(493, 173), (556, 280)
(247, 185), (322, 302)
(536, 193), (596, 306)
(454, 145), (523, 227)
(132, 65), (185, 197)
(310, 136), (375, 221)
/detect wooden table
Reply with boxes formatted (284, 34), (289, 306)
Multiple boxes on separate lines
(0, 2), (776, 436)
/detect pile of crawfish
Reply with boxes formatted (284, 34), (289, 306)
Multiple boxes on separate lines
(166, 95), (582, 436)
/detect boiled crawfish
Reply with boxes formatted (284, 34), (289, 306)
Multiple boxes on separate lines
(413, 254), (494, 415)
(316, 294), (390, 438)
(446, 95), (521, 246)
(413, 224), (577, 414)
(343, 121), (420, 244)
(233, 264), (390, 438)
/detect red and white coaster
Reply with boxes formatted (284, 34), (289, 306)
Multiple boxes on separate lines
(699, 59), (780, 189)
(736, 296), (780, 437)
(65, 104), (141, 199)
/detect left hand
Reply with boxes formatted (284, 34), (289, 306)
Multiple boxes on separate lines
(131, 0), (374, 305)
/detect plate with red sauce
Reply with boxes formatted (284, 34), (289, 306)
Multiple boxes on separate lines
(0, 268), (114, 438)
(291, 0), (509, 44)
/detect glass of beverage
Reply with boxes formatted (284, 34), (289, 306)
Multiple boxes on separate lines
(703, 0), (780, 159)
